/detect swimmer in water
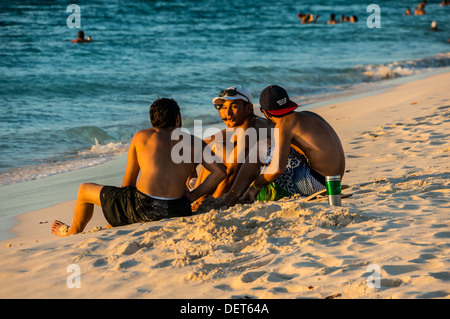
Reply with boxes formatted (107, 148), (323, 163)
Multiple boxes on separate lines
(71, 30), (92, 43)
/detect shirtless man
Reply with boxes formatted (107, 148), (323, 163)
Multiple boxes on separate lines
(298, 12), (320, 24)
(51, 98), (226, 237)
(414, 4), (426, 15)
(327, 14), (339, 25)
(220, 85), (345, 206)
(191, 85), (273, 203)
(71, 30), (91, 43)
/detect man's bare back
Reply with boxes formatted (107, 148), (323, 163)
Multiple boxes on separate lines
(280, 111), (345, 177)
(126, 127), (225, 201)
(128, 128), (192, 198)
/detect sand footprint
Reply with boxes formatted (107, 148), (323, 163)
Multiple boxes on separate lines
(266, 272), (298, 282)
(109, 241), (141, 256)
(240, 271), (267, 283)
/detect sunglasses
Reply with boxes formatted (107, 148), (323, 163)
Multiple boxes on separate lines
(220, 89), (249, 102)
(214, 89), (249, 109)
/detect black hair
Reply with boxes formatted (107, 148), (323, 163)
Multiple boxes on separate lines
(149, 98), (180, 128)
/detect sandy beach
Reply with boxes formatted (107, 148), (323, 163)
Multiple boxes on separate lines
(0, 69), (449, 299)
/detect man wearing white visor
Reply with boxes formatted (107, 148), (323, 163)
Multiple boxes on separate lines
(191, 85), (273, 207)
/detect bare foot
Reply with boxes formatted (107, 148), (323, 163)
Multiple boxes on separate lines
(51, 220), (70, 237)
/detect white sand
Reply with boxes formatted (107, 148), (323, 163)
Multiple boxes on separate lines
(0, 70), (449, 299)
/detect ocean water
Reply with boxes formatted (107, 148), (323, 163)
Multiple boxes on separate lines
(1, 0), (449, 186)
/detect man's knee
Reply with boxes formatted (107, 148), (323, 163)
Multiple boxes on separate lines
(77, 183), (99, 201)
(78, 183), (90, 195)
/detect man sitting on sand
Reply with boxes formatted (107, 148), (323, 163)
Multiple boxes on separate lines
(71, 30), (92, 43)
(190, 85), (273, 205)
(218, 85), (345, 206)
(51, 98), (226, 237)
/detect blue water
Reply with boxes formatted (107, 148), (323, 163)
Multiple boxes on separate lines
(1, 0), (449, 185)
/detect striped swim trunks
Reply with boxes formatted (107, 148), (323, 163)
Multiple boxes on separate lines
(257, 147), (326, 201)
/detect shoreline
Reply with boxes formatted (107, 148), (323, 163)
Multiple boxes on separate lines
(0, 69), (448, 298)
(2, 64), (448, 188)
(1, 67), (449, 243)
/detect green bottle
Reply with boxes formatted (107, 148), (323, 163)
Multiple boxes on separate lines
(326, 175), (341, 206)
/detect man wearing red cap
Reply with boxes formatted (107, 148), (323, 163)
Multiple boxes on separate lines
(219, 85), (345, 205)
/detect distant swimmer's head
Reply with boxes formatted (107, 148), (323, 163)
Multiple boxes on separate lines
(149, 98), (181, 128)
(259, 85), (298, 119)
(78, 30), (85, 39)
(431, 21), (437, 30)
(212, 85), (254, 128)
(349, 15), (358, 23)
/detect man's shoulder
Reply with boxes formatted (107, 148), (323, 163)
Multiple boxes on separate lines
(253, 116), (274, 129)
(132, 127), (162, 142)
(135, 127), (157, 136)
(277, 112), (301, 125)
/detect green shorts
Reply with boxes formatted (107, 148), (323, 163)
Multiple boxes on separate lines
(256, 183), (293, 201)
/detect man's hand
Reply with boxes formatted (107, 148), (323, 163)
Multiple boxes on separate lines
(241, 183), (260, 203)
(185, 187), (195, 203)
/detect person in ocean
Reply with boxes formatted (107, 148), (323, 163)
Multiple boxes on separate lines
(429, 21), (439, 31)
(414, 3), (426, 15)
(327, 14), (338, 25)
(340, 14), (349, 22)
(189, 85), (273, 207)
(298, 12), (320, 24)
(51, 98), (226, 237)
(216, 85), (345, 207)
(71, 30), (92, 43)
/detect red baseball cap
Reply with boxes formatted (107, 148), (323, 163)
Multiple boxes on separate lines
(259, 85), (298, 116)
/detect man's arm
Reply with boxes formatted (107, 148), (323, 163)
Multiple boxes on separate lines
(252, 120), (293, 190)
(122, 133), (141, 187)
(187, 139), (227, 202)
(211, 126), (255, 197)
(212, 164), (239, 196)
(187, 129), (225, 188)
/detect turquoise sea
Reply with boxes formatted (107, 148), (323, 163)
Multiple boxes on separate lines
(1, 0), (450, 186)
